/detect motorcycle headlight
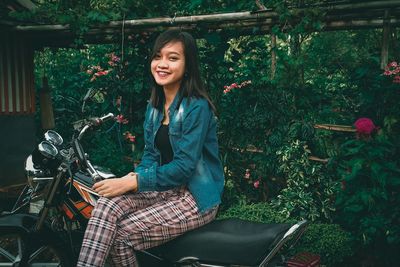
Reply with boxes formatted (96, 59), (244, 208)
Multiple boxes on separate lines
(44, 130), (63, 146)
(25, 155), (43, 187)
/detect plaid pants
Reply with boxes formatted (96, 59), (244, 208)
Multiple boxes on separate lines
(76, 187), (218, 267)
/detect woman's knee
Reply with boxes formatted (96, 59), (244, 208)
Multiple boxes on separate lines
(92, 196), (127, 220)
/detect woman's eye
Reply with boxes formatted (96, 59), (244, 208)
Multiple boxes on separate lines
(170, 57), (179, 61)
(153, 54), (161, 59)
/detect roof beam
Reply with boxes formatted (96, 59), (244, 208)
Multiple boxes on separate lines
(5, 0), (400, 47)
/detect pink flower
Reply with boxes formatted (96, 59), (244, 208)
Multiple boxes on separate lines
(354, 118), (376, 135)
(244, 169), (250, 179)
(111, 53), (120, 62)
(94, 70), (110, 77)
(116, 115), (129, 124)
(124, 131), (136, 143)
(383, 70), (392, 76)
(253, 180), (260, 189)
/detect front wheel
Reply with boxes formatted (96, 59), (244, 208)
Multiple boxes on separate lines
(0, 229), (72, 267)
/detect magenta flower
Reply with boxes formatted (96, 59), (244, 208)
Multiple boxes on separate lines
(354, 118), (376, 135)
(253, 180), (260, 189)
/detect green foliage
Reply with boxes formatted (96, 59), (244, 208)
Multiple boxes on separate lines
(292, 223), (354, 267)
(271, 140), (338, 222)
(218, 200), (287, 224)
(334, 133), (400, 265)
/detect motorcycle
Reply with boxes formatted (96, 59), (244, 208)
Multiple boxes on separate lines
(0, 113), (308, 267)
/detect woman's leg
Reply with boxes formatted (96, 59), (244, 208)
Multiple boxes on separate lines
(76, 191), (167, 267)
(109, 188), (218, 267)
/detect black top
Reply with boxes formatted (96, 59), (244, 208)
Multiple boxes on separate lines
(155, 124), (174, 165)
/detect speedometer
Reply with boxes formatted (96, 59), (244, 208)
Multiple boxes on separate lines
(38, 141), (58, 158)
(44, 130), (63, 146)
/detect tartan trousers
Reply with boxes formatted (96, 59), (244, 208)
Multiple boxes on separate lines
(76, 187), (218, 267)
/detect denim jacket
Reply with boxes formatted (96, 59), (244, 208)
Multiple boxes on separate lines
(135, 94), (225, 213)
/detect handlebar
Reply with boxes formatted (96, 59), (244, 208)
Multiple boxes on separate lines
(91, 113), (115, 127)
(73, 113), (115, 182)
(78, 113), (114, 140)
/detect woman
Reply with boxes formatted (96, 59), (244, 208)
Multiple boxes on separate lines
(77, 29), (224, 267)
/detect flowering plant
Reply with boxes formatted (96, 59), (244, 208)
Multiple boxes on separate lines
(383, 61), (400, 83)
(223, 80), (252, 94)
(354, 117), (375, 134)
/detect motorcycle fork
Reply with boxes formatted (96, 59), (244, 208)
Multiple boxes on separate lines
(34, 164), (67, 232)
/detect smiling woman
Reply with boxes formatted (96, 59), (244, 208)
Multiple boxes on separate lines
(76, 29), (224, 267)
(151, 41), (186, 93)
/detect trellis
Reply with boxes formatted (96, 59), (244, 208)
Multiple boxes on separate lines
(7, 0), (400, 70)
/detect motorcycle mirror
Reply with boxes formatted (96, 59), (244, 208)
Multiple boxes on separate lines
(81, 88), (94, 113)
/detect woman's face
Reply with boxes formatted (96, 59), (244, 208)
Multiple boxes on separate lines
(151, 41), (186, 92)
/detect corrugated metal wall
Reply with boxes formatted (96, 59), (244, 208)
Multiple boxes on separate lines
(0, 33), (35, 115)
(0, 33), (36, 187)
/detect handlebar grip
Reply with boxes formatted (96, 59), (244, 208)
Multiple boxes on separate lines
(91, 113), (115, 126)
(99, 113), (114, 123)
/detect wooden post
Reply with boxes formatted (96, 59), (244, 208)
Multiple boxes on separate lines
(39, 76), (55, 130)
(381, 10), (390, 69)
(255, 0), (276, 80)
(271, 33), (277, 80)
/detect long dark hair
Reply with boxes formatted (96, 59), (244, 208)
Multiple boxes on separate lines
(149, 29), (216, 113)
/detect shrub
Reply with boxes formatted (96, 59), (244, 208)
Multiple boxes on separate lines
(334, 130), (400, 266)
(292, 223), (354, 267)
(271, 140), (338, 222)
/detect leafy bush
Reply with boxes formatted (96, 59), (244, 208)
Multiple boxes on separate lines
(293, 223), (354, 267)
(218, 201), (287, 224)
(271, 140), (338, 222)
(334, 132), (400, 265)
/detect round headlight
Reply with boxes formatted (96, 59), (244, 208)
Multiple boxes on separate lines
(44, 130), (63, 146)
(38, 141), (58, 159)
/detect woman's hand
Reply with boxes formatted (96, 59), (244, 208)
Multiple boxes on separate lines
(92, 172), (138, 198)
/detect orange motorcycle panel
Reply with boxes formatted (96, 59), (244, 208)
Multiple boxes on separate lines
(61, 203), (75, 220)
(74, 200), (94, 219)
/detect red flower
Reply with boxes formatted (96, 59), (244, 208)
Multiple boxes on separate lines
(354, 118), (376, 135)
(94, 70), (110, 77)
(116, 115), (129, 124)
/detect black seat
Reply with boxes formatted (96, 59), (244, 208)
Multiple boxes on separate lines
(147, 218), (291, 266)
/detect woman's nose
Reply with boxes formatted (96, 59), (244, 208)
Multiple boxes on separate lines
(157, 59), (168, 68)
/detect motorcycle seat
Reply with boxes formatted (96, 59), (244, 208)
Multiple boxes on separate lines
(146, 218), (291, 266)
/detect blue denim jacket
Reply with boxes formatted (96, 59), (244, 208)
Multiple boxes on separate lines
(135, 94), (225, 213)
